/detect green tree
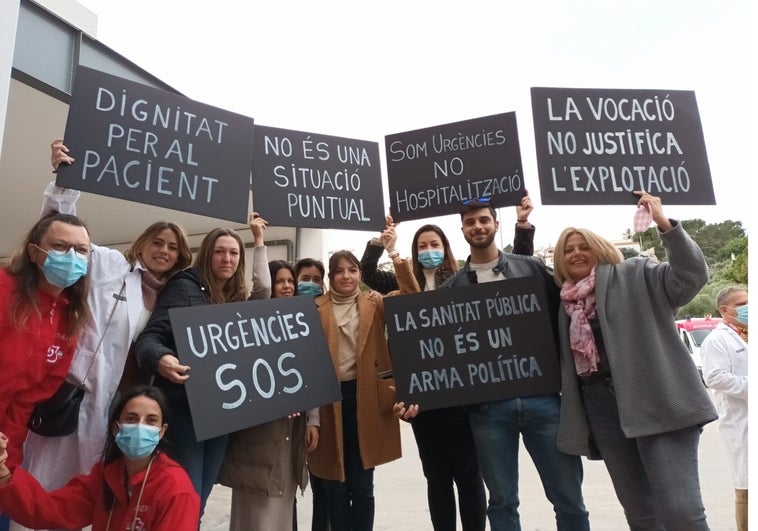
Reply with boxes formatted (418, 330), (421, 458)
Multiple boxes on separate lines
(620, 247), (639, 260)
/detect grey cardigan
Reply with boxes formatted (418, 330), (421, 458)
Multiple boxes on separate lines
(557, 221), (718, 458)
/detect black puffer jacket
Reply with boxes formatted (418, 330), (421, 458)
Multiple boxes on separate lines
(135, 267), (210, 405)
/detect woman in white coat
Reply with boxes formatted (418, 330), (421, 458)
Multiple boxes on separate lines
(14, 141), (193, 531)
(701, 286), (748, 531)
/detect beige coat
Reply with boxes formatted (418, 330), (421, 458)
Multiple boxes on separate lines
(308, 259), (416, 481)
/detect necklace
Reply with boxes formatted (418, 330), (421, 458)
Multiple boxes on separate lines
(105, 454), (156, 531)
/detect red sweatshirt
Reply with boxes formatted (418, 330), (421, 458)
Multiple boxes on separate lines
(0, 269), (77, 469)
(0, 451), (199, 530)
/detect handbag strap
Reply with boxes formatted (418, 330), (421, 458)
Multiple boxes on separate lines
(77, 280), (127, 387)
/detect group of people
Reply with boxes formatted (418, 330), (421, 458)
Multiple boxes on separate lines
(0, 139), (746, 531)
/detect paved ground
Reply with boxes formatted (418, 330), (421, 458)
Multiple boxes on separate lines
(201, 416), (736, 530)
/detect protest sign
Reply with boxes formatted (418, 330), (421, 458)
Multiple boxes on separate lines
(251, 125), (385, 230)
(385, 112), (524, 222)
(56, 66), (255, 222)
(384, 277), (560, 410)
(530, 87), (715, 205)
(170, 296), (341, 441)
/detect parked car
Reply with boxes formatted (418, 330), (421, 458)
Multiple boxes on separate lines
(676, 315), (722, 383)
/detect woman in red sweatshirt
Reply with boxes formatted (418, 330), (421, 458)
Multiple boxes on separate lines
(0, 212), (91, 472)
(0, 385), (199, 530)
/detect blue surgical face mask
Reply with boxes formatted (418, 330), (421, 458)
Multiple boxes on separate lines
(36, 246), (88, 288)
(115, 423), (161, 460)
(735, 304), (748, 325)
(417, 250), (444, 270)
(298, 281), (323, 297)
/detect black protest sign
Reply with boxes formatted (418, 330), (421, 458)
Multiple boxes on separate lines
(530, 87), (715, 205)
(384, 277), (560, 410)
(170, 296), (341, 441)
(385, 112), (524, 223)
(251, 125), (385, 230)
(56, 66), (254, 222)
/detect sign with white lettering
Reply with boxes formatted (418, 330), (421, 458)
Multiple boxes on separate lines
(251, 125), (385, 230)
(56, 66), (255, 222)
(530, 87), (715, 205)
(170, 296), (341, 441)
(385, 113), (524, 222)
(384, 277), (560, 410)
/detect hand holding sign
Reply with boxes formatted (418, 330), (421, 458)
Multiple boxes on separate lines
(157, 354), (191, 384)
(516, 190), (533, 224)
(248, 212), (268, 246)
(51, 139), (74, 173)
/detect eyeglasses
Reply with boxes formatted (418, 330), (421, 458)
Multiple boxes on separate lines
(461, 197), (492, 206)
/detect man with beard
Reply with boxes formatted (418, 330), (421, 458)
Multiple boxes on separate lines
(440, 198), (589, 531)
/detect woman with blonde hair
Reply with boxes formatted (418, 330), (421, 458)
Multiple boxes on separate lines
(554, 192), (717, 529)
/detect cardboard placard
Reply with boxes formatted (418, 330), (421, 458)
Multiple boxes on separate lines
(530, 87), (715, 205)
(251, 125), (385, 230)
(385, 112), (524, 222)
(384, 277), (560, 410)
(170, 296), (341, 441)
(56, 66), (254, 222)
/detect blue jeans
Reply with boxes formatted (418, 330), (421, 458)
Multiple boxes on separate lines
(166, 401), (228, 517)
(323, 380), (374, 531)
(581, 379), (709, 530)
(468, 394), (589, 531)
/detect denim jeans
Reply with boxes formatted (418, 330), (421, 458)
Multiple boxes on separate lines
(324, 380), (375, 531)
(412, 407), (486, 531)
(581, 379), (709, 530)
(166, 401), (228, 517)
(468, 394), (589, 531)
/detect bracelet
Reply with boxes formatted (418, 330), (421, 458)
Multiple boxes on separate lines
(388, 250), (400, 259)
(517, 219), (528, 223)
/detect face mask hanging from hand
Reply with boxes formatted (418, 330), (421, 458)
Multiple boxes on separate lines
(36, 247), (88, 288)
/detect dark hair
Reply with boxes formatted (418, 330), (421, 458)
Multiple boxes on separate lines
(269, 260), (298, 298)
(459, 200), (497, 221)
(411, 224), (458, 286)
(193, 228), (247, 304)
(4, 213), (91, 336)
(102, 385), (171, 509)
(295, 258), (325, 280)
(124, 221), (192, 277)
(327, 250), (361, 283)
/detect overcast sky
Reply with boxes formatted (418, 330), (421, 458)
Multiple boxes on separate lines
(76, 0), (751, 258)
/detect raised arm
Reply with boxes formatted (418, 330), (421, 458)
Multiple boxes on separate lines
(248, 212), (272, 300)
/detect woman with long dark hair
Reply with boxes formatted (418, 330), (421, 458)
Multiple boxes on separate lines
(0, 386), (199, 530)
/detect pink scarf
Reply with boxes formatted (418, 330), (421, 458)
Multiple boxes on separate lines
(560, 268), (599, 376)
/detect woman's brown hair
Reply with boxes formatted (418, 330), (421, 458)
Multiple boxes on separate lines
(124, 221), (192, 277)
(193, 228), (247, 304)
(4, 213), (92, 336)
(411, 224), (457, 287)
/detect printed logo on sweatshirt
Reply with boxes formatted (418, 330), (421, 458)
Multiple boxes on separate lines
(45, 344), (63, 363)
